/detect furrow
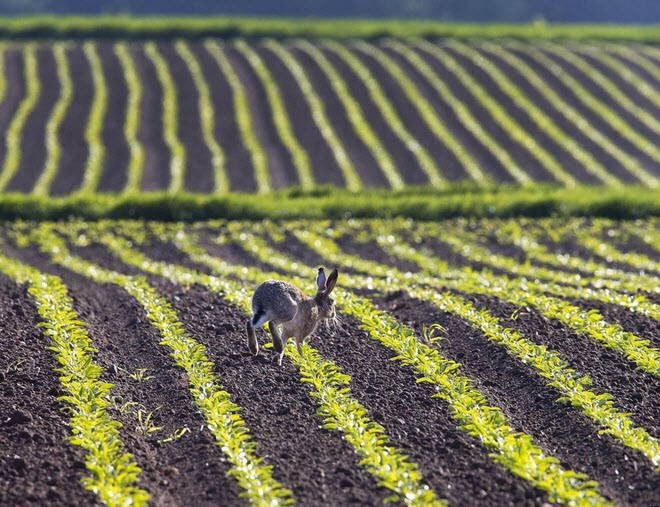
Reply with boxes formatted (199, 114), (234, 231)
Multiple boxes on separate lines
(205, 41), (270, 193)
(79, 41), (108, 194)
(0, 43), (39, 192)
(114, 42), (145, 194)
(33, 43), (73, 196)
(144, 42), (186, 194)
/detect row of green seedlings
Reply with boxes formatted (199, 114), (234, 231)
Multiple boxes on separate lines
(12, 225), (293, 506)
(114, 42), (145, 194)
(537, 41), (660, 140)
(0, 43), (39, 192)
(174, 41), (229, 193)
(263, 39), (362, 191)
(32, 43), (74, 195)
(598, 219), (660, 261)
(214, 221), (660, 471)
(234, 40), (315, 190)
(143, 42), (186, 193)
(608, 43), (660, 99)
(321, 40), (448, 187)
(105, 220), (617, 506)
(412, 40), (552, 186)
(204, 40), (271, 193)
(572, 220), (660, 274)
(291, 40), (405, 189)
(0, 241), (150, 506)
(311, 219), (660, 377)
(502, 40), (660, 186)
(45, 222), (446, 507)
(414, 221), (660, 316)
(498, 217), (660, 276)
(477, 40), (657, 188)
(459, 218), (659, 295)
(443, 40), (624, 187)
(79, 41), (108, 193)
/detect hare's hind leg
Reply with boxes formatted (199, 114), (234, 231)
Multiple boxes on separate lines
(268, 321), (284, 353)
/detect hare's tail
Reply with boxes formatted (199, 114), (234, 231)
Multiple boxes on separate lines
(246, 308), (268, 355)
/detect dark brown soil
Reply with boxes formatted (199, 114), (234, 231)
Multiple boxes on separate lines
(96, 42), (130, 193)
(157, 43), (215, 193)
(131, 44), (170, 192)
(0, 48), (25, 170)
(50, 46), (92, 196)
(258, 45), (345, 187)
(7, 47), (59, 193)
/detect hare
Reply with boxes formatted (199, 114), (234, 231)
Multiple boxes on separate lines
(246, 267), (338, 364)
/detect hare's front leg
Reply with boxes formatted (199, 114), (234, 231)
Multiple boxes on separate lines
(268, 321), (284, 353)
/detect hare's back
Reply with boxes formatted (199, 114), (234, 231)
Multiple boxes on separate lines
(252, 280), (303, 316)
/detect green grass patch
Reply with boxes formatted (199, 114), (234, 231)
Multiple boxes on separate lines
(0, 184), (658, 221)
(2, 16), (660, 41)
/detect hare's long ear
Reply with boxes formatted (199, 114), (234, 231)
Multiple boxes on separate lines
(324, 268), (338, 295)
(316, 267), (327, 293)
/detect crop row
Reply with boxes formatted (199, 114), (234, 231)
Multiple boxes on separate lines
(1, 39), (660, 194)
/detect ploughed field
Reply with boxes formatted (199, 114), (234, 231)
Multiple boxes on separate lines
(1, 217), (659, 506)
(1, 38), (660, 195)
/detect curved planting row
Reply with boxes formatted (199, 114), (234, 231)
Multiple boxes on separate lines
(0, 39), (659, 194)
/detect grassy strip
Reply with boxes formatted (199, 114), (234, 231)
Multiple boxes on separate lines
(462, 218), (659, 294)
(264, 223), (660, 466)
(0, 43), (39, 192)
(79, 42), (108, 193)
(326, 223), (660, 377)
(323, 40), (445, 188)
(0, 244), (149, 506)
(0, 185), (659, 221)
(1, 16), (660, 41)
(152, 223), (611, 506)
(293, 40), (404, 189)
(480, 43), (652, 189)
(504, 41), (660, 186)
(33, 42), (73, 196)
(144, 42), (186, 193)
(380, 39), (502, 186)
(114, 42), (145, 194)
(205, 41), (270, 193)
(175, 41), (228, 193)
(16, 225), (294, 506)
(234, 40), (314, 190)
(445, 40), (619, 187)
(73, 226), (444, 507)
(264, 40), (361, 191)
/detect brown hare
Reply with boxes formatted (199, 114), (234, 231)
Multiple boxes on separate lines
(246, 267), (338, 364)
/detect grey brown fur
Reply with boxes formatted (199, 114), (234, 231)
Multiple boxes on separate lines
(246, 267), (338, 364)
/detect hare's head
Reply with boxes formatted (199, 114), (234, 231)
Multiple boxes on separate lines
(314, 267), (338, 319)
